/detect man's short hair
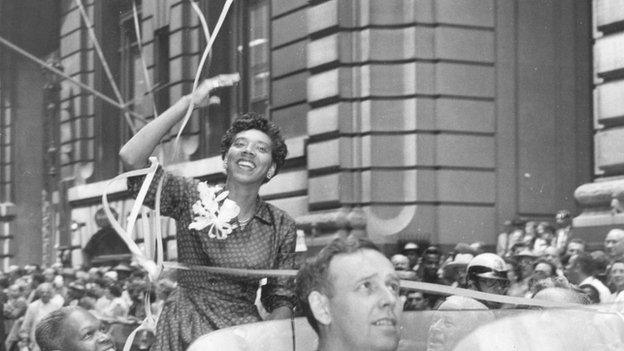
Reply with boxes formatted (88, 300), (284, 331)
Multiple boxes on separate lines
(572, 252), (596, 276)
(568, 238), (586, 247)
(295, 236), (381, 334)
(35, 306), (81, 351)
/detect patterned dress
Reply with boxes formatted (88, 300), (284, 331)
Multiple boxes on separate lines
(128, 167), (297, 351)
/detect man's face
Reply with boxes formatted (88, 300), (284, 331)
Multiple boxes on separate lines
(518, 257), (536, 279)
(325, 249), (402, 351)
(61, 309), (115, 351)
(427, 311), (483, 351)
(605, 230), (624, 259)
(476, 277), (509, 296)
(423, 254), (440, 276)
(566, 242), (585, 257)
(610, 262), (624, 290)
(533, 262), (553, 280)
(543, 247), (560, 264)
(404, 292), (427, 311)
(39, 284), (54, 304)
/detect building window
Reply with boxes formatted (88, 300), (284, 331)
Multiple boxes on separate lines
(154, 27), (170, 115)
(245, 0), (270, 116)
(119, 1), (153, 142)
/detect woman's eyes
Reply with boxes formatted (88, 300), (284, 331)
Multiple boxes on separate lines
(232, 140), (269, 153)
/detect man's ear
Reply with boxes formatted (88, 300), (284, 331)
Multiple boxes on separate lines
(308, 291), (331, 326)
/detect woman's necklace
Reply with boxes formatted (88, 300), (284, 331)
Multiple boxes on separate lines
(238, 216), (252, 228)
(237, 198), (258, 229)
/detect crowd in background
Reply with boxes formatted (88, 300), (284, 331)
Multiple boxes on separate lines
(391, 210), (624, 311)
(0, 262), (176, 351)
(5, 209), (624, 350)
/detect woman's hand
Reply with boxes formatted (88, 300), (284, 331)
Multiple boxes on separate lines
(190, 74), (240, 108)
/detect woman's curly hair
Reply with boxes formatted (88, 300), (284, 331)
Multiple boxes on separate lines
(220, 113), (288, 177)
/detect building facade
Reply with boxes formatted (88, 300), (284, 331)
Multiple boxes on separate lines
(0, 0), (615, 267)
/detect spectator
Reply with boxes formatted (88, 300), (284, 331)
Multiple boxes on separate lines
(523, 221), (538, 246)
(554, 210), (573, 253)
(527, 259), (557, 297)
(496, 218), (525, 258)
(4, 284), (27, 350)
(100, 284), (129, 321)
(19, 283), (64, 351)
(401, 242), (420, 271)
(609, 260), (624, 307)
(591, 250), (610, 285)
(508, 249), (538, 298)
(296, 236), (402, 351)
(426, 296), (493, 351)
(566, 238), (586, 257)
(533, 222), (556, 254)
(35, 306), (115, 351)
(541, 246), (564, 275)
(440, 243), (475, 288)
(564, 253), (611, 303)
(578, 284), (600, 304)
(465, 253), (510, 308)
(403, 291), (428, 312)
(390, 254), (417, 281)
(605, 228), (624, 262)
(418, 246), (445, 308)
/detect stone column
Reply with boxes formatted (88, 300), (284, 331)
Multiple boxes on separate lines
(573, 0), (624, 243)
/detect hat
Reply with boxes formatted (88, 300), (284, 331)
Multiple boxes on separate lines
(68, 282), (85, 291)
(444, 253), (474, 269)
(513, 249), (538, 259)
(403, 242), (419, 251)
(103, 271), (118, 281)
(113, 263), (132, 272)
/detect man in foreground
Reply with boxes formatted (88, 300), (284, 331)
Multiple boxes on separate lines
(296, 236), (403, 351)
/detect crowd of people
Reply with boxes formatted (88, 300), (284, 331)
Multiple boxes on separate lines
(0, 262), (175, 351)
(390, 210), (624, 312)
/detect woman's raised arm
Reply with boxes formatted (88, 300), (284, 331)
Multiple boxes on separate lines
(119, 77), (223, 170)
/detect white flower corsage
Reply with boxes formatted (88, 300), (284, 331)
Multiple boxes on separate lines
(188, 182), (240, 239)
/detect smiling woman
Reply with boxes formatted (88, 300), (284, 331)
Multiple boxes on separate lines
(35, 306), (115, 351)
(118, 82), (296, 351)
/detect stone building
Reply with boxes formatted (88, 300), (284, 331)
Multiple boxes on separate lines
(0, 0), (618, 267)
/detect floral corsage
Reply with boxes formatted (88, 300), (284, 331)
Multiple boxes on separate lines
(188, 182), (240, 239)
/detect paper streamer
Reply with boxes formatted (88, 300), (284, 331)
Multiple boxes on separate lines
(172, 0), (235, 157)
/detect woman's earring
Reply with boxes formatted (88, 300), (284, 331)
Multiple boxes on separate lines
(266, 168), (274, 180)
(223, 161), (228, 171)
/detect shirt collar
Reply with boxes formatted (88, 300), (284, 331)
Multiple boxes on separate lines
(254, 199), (273, 225)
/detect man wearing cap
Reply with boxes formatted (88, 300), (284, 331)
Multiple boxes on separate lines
(508, 249), (538, 297)
(465, 253), (511, 309)
(440, 244), (475, 288)
(401, 242), (420, 271)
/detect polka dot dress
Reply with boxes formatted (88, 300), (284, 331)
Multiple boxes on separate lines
(128, 167), (297, 351)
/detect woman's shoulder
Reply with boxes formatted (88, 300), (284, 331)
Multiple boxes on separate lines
(261, 201), (296, 226)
